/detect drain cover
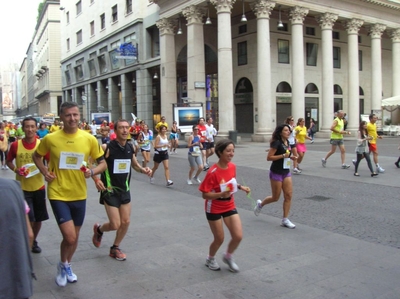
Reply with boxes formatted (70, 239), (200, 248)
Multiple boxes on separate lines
(305, 195), (330, 201)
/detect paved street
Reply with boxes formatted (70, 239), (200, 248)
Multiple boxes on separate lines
(1, 135), (400, 298)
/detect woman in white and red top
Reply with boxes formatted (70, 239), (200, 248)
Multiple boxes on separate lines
(199, 139), (250, 273)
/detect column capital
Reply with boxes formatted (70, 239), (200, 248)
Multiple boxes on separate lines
(388, 28), (400, 42)
(369, 24), (386, 39)
(183, 5), (205, 25)
(250, 0), (275, 19)
(345, 18), (364, 35)
(156, 18), (176, 36)
(316, 13), (338, 30)
(210, 0), (236, 13)
(289, 6), (308, 25)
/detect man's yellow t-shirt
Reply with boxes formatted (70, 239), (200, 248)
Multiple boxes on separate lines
(49, 124), (61, 133)
(155, 121), (168, 132)
(367, 122), (377, 145)
(15, 139), (44, 191)
(36, 129), (104, 201)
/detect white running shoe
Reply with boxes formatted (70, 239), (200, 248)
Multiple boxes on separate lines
(187, 179), (193, 185)
(65, 263), (77, 283)
(205, 257), (220, 271)
(321, 158), (326, 167)
(192, 176), (201, 184)
(377, 166), (385, 173)
(222, 254), (239, 273)
(166, 180), (173, 187)
(55, 262), (67, 287)
(254, 199), (262, 216)
(341, 164), (350, 169)
(293, 168), (302, 174)
(150, 177), (154, 184)
(281, 218), (296, 229)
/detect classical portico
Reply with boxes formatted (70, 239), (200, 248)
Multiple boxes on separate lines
(150, 0), (400, 140)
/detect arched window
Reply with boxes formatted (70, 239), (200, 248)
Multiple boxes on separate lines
(276, 82), (292, 93)
(235, 78), (253, 93)
(333, 84), (343, 95)
(359, 87), (364, 96)
(305, 83), (319, 94)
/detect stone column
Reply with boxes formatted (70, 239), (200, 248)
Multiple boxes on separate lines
(210, 0), (236, 137)
(289, 6), (308, 121)
(345, 18), (363, 132)
(251, 0), (275, 142)
(121, 73), (134, 121)
(108, 78), (119, 121)
(369, 24), (386, 111)
(156, 18), (177, 122)
(389, 29), (400, 96)
(316, 13), (337, 134)
(388, 28), (400, 122)
(183, 5), (206, 104)
(136, 69), (154, 129)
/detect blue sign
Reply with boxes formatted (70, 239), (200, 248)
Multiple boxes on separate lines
(115, 43), (137, 59)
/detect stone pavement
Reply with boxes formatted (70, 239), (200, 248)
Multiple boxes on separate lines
(2, 136), (400, 299)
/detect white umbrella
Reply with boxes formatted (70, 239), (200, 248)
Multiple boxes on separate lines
(381, 95), (400, 107)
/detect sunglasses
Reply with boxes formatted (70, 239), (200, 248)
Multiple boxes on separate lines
(193, 128), (199, 130)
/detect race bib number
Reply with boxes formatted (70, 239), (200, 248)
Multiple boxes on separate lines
(113, 159), (131, 174)
(283, 158), (291, 169)
(192, 146), (201, 156)
(220, 178), (238, 194)
(59, 152), (84, 170)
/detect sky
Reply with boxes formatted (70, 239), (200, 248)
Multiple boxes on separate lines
(0, 0), (43, 65)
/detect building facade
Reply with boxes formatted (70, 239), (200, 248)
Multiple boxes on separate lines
(151, 0), (400, 140)
(60, 0), (161, 127)
(58, 0), (400, 139)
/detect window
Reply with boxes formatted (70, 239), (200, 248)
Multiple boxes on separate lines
(278, 39), (289, 64)
(147, 26), (160, 58)
(66, 38), (70, 51)
(238, 24), (247, 34)
(306, 43), (318, 66)
(109, 50), (121, 70)
(237, 41), (247, 66)
(278, 23), (288, 32)
(76, 1), (82, 16)
(100, 13), (105, 30)
(75, 65), (84, 81)
(110, 41), (119, 49)
(90, 21), (94, 36)
(88, 59), (97, 77)
(332, 31), (340, 40)
(359, 50), (363, 71)
(76, 30), (82, 45)
(111, 5), (118, 23)
(305, 27), (315, 36)
(66, 11), (70, 24)
(126, 0), (132, 14)
(333, 46), (341, 68)
(98, 55), (107, 74)
(124, 33), (137, 65)
(358, 35), (362, 44)
(65, 70), (71, 85)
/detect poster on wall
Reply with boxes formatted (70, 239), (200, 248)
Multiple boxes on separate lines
(2, 92), (14, 111)
(174, 106), (203, 133)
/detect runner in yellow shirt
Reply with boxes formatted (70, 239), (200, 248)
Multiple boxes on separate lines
(33, 102), (107, 287)
(49, 120), (61, 133)
(367, 113), (385, 173)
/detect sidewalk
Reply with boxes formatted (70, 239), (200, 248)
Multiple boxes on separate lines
(29, 180), (400, 299)
(2, 137), (398, 299)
